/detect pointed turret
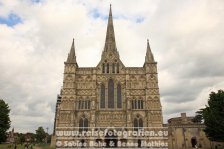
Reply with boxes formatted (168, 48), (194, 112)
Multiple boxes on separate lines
(104, 4), (117, 51)
(66, 38), (77, 64)
(145, 39), (155, 63)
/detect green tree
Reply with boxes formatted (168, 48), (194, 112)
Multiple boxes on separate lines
(0, 99), (11, 143)
(30, 133), (36, 143)
(16, 133), (25, 144)
(46, 134), (51, 144)
(195, 90), (224, 142)
(35, 126), (46, 143)
(192, 111), (203, 123)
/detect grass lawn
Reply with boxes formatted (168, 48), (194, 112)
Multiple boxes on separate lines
(0, 144), (24, 149)
(36, 144), (55, 149)
(0, 143), (55, 149)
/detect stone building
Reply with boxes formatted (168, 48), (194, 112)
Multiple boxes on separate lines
(168, 113), (224, 149)
(52, 5), (164, 148)
(6, 128), (16, 143)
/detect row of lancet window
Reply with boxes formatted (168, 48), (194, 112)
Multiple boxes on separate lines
(102, 63), (119, 73)
(132, 100), (144, 109)
(100, 79), (122, 109)
(78, 100), (90, 109)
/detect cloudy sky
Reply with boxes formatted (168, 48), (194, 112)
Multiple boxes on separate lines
(0, 0), (224, 133)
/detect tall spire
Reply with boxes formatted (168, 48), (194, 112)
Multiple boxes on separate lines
(145, 39), (155, 63)
(66, 38), (77, 64)
(104, 4), (117, 51)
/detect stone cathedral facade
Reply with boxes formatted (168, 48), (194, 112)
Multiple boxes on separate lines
(52, 6), (164, 148)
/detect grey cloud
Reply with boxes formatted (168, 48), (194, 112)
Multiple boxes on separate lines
(0, 0), (224, 132)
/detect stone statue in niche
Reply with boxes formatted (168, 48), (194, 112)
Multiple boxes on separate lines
(91, 114), (95, 121)
(67, 114), (70, 122)
(128, 114), (131, 121)
(92, 101), (95, 109)
(127, 100), (131, 109)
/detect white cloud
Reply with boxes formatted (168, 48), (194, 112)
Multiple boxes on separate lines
(0, 0), (224, 133)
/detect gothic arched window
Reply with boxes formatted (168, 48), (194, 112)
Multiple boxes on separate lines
(107, 63), (109, 73)
(117, 63), (119, 73)
(108, 79), (114, 108)
(79, 117), (88, 132)
(117, 83), (122, 108)
(139, 118), (143, 128)
(133, 116), (143, 131)
(100, 84), (105, 108)
(112, 63), (115, 73)
(138, 100), (141, 109)
(102, 63), (105, 73)
(140, 100), (143, 109)
(133, 118), (138, 131)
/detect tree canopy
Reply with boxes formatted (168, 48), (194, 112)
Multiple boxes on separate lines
(35, 126), (46, 143)
(0, 99), (11, 143)
(195, 90), (224, 142)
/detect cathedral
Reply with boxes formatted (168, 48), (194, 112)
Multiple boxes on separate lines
(52, 5), (165, 148)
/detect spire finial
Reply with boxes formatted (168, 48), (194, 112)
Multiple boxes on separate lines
(145, 39), (155, 63)
(109, 4), (112, 16)
(66, 38), (77, 64)
(72, 38), (74, 47)
(147, 39), (150, 49)
(103, 4), (117, 52)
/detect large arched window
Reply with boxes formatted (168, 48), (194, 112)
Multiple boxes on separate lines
(100, 84), (105, 108)
(133, 116), (143, 131)
(108, 79), (114, 108)
(79, 117), (88, 132)
(117, 83), (122, 108)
